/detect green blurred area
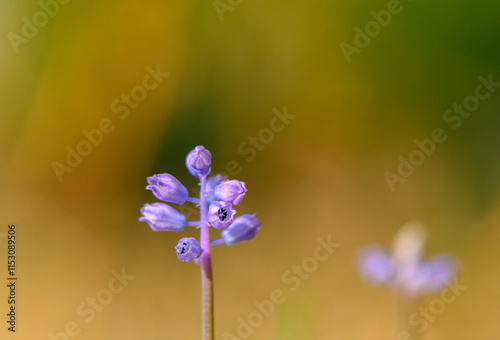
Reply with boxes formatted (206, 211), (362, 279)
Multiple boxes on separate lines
(0, 0), (499, 339)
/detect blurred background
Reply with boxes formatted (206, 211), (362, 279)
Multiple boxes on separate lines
(1, 0), (499, 339)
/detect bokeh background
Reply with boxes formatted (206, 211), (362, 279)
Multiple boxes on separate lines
(1, 0), (499, 339)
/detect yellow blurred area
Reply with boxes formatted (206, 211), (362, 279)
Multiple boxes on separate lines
(1, 0), (499, 339)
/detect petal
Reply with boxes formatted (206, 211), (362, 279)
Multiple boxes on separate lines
(358, 246), (395, 285)
(413, 255), (457, 294)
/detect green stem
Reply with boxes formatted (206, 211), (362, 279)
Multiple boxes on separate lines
(199, 174), (214, 340)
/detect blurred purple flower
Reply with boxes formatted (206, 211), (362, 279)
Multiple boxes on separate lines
(358, 246), (395, 285)
(357, 221), (457, 296)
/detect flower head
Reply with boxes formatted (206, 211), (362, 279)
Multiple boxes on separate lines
(139, 146), (261, 265)
(208, 201), (236, 229)
(214, 180), (247, 205)
(139, 203), (186, 231)
(146, 174), (188, 204)
(176, 237), (202, 262)
(357, 221), (457, 297)
(186, 146), (211, 177)
(221, 213), (261, 246)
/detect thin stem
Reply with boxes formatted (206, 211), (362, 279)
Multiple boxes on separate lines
(396, 293), (420, 340)
(210, 238), (225, 247)
(187, 197), (201, 204)
(199, 174), (214, 340)
(185, 221), (201, 227)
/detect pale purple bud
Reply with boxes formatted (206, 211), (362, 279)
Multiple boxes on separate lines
(176, 237), (202, 262)
(214, 180), (247, 205)
(139, 203), (186, 231)
(208, 201), (236, 229)
(206, 174), (228, 193)
(206, 174), (228, 205)
(221, 213), (261, 246)
(186, 145), (211, 177)
(146, 174), (188, 204)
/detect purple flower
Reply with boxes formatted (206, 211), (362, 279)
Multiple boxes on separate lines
(205, 174), (228, 205)
(138, 203), (186, 231)
(208, 201), (236, 229)
(146, 174), (188, 204)
(186, 146), (211, 177)
(357, 222), (457, 297)
(139, 145), (261, 264)
(176, 237), (202, 262)
(221, 213), (261, 246)
(206, 174), (228, 193)
(214, 180), (247, 205)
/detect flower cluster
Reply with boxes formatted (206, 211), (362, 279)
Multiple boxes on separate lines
(139, 146), (261, 262)
(357, 221), (457, 297)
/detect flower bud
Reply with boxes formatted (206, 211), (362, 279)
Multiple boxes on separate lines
(221, 213), (261, 246)
(176, 237), (202, 262)
(206, 174), (228, 193)
(139, 203), (186, 231)
(205, 174), (228, 205)
(208, 201), (236, 229)
(186, 145), (211, 177)
(146, 174), (188, 204)
(214, 180), (247, 205)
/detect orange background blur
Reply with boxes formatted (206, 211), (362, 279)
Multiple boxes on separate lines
(1, 0), (499, 339)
